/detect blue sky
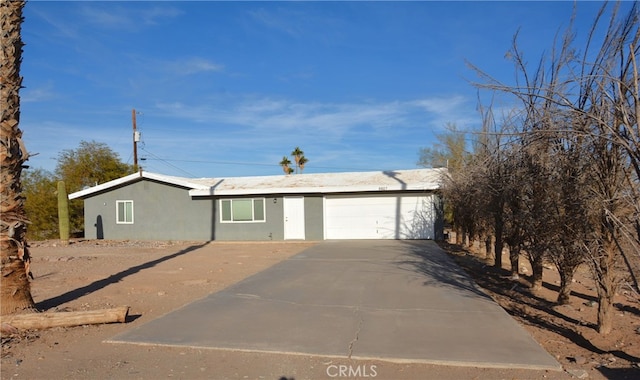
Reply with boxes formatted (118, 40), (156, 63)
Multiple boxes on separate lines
(20, 1), (622, 178)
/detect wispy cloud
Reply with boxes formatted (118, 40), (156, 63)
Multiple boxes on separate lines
(248, 8), (304, 37)
(172, 58), (225, 75)
(79, 5), (132, 29)
(125, 55), (224, 78)
(154, 95), (476, 141)
(22, 82), (56, 103)
(78, 3), (182, 31)
(246, 6), (345, 45)
(28, 5), (80, 39)
(411, 96), (478, 130)
(27, 3), (183, 44)
(411, 96), (466, 114)
(140, 6), (184, 25)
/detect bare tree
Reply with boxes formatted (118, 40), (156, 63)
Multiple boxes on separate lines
(418, 124), (474, 245)
(468, 2), (638, 333)
(565, 2), (638, 334)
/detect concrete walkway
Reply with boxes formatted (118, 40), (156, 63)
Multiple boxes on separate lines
(109, 241), (561, 370)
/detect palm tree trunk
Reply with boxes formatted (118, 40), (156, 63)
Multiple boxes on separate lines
(1, 0), (35, 315)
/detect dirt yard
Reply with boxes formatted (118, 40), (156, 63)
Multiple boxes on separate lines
(1, 239), (639, 379)
(442, 241), (640, 380)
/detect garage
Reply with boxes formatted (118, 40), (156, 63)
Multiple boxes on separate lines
(324, 194), (437, 240)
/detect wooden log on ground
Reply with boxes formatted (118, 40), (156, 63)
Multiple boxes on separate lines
(0, 306), (129, 330)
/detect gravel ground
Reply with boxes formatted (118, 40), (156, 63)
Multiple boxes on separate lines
(1, 239), (638, 379)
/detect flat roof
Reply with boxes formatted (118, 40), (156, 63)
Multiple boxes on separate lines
(69, 168), (446, 199)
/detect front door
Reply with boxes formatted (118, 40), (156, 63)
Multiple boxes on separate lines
(284, 197), (305, 240)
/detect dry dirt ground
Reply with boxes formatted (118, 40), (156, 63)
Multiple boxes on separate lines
(1, 239), (639, 380)
(442, 241), (640, 380)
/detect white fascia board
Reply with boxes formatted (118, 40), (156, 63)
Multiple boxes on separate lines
(68, 172), (142, 200)
(141, 172), (210, 191)
(68, 171), (209, 200)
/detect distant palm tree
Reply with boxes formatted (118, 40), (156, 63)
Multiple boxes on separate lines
(298, 156), (309, 173)
(1, 0), (35, 315)
(291, 147), (304, 174)
(279, 156), (292, 175)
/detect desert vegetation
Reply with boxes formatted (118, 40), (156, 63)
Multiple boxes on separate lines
(422, 2), (639, 335)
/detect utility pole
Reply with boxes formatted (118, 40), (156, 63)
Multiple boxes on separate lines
(132, 109), (139, 172)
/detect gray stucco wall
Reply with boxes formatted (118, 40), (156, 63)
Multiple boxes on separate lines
(83, 179), (214, 241)
(304, 196), (324, 240)
(81, 184), (443, 242)
(213, 196), (285, 241)
(213, 195), (325, 241)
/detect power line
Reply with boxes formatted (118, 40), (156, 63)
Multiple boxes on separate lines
(139, 147), (197, 177)
(142, 158), (280, 167)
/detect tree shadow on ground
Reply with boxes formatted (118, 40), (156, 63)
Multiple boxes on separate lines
(597, 367), (640, 379)
(395, 240), (494, 301)
(36, 242), (210, 311)
(437, 241), (640, 365)
(542, 281), (598, 303)
(614, 303), (640, 317)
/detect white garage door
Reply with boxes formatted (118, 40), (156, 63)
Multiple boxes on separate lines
(325, 195), (436, 240)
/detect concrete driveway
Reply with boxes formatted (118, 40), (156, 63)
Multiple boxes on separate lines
(109, 240), (560, 370)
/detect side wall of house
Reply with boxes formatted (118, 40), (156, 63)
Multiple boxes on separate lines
(83, 179), (214, 240)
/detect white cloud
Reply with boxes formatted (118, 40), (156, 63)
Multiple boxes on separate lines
(248, 8), (303, 37)
(130, 56), (224, 77)
(411, 96), (478, 130)
(177, 58), (225, 75)
(26, 3), (183, 50)
(78, 4), (182, 30)
(411, 96), (465, 113)
(155, 95), (475, 138)
(29, 6), (80, 39)
(246, 6), (345, 46)
(140, 6), (184, 25)
(21, 82), (56, 103)
(79, 5), (132, 29)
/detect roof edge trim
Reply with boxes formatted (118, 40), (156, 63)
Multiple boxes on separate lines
(68, 171), (209, 200)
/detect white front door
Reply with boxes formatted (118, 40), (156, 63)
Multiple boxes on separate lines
(284, 197), (306, 240)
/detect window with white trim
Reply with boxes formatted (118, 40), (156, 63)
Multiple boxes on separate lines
(116, 200), (134, 224)
(220, 198), (265, 223)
